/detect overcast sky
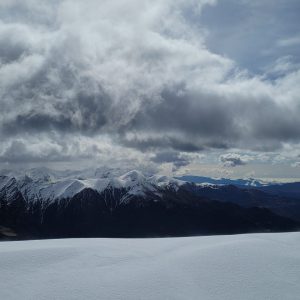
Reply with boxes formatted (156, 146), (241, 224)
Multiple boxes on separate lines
(0, 0), (300, 179)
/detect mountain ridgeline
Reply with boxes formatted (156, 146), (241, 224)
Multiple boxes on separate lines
(0, 169), (299, 240)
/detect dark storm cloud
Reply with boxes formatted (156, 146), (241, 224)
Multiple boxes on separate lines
(132, 89), (238, 137)
(0, 140), (70, 163)
(2, 112), (73, 135)
(2, 90), (111, 136)
(151, 151), (191, 170)
(7, 74), (300, 154)
(119, 85), (300, 152)
(0, 139), (102, 164)
(219, 153), (250, 167)
(120, 134), (205, 153)
(0, 0), (300, 168)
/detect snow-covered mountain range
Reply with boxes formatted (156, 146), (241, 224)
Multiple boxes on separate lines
(0, 168), (299, 239)
(0, 168), (183, 205)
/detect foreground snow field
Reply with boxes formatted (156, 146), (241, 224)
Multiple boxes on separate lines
(1, 233), (300, 300)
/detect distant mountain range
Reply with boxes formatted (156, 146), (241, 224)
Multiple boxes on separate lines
(0, 168), (299, 240)
(176, 175), (268, 187)
(177, 175), (300, 199)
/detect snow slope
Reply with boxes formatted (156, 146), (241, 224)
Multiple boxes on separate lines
(0, 233), (300, 300)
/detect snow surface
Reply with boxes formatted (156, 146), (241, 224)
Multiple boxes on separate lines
(1, 232), (300, 300)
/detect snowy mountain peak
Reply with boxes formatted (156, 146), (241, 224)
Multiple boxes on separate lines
(120, 170), (146, 183)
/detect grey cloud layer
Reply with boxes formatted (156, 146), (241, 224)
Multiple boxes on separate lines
(0, 0), (300, 168)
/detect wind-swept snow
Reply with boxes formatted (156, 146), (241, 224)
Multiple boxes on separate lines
(0, 232), (299, 300)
